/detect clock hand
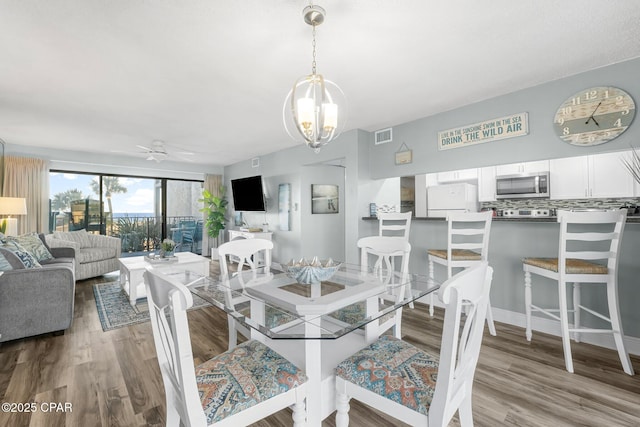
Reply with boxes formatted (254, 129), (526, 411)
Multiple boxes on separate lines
(585, 101), (602, 124)
(591, 116), (599, 127)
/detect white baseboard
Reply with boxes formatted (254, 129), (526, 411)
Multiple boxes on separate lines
(491, 306), (640, 356)
(417, 298), (640, 356)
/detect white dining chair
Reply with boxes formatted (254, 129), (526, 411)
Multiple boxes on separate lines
(378, 211), (412, 239)
(523, 209), (634, 375)
(217, 238), (276, 349)
(143, 268), (307, 427)
(378, 211), (414, 308)
(335, 262), (493, 427)
(330, 236), (411, 338)
(426, 210), (496, 336)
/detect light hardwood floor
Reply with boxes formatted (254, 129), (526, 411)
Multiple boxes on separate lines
(1, 271), (639, 427)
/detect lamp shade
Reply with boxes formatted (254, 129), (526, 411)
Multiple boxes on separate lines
(0, 197), (27, 215)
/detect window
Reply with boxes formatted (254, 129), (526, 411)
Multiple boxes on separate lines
(49, 171), (204, 256)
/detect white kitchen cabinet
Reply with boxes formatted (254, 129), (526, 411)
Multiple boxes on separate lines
(478, 166), (497, 201)
(550, 151), (634, 199)
(496, 160), (549, 176)
(589, 151), (635, 198)
(437, 168), (478, 183)
(550, 156), (589, 199)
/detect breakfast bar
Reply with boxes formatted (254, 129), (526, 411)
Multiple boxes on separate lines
(360, 215), (640, 346)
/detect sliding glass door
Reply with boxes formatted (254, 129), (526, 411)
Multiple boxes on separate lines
(49, 171), (204, 256)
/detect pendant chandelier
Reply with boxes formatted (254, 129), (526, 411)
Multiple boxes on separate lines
(283, 4), (347, 152)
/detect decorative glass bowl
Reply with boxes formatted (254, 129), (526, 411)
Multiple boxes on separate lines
(286, 258), (341, 284)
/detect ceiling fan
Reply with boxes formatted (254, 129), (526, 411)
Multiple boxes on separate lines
(117, 140), (195, 162)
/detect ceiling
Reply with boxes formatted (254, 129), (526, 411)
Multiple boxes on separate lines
(2, 1), (640, 168)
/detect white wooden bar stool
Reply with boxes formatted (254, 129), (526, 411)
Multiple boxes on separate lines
(426, 210), (496, 336)
(523, 209), (634, 375)
(377, 211), (413, 307)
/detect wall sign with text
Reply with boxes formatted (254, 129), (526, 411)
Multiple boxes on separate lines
(438, 112), (529, 150)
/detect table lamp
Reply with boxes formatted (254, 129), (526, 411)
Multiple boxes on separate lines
(0, 197), (27, 236)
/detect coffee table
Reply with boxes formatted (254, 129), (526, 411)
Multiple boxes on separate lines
(118, 252), (209, 306)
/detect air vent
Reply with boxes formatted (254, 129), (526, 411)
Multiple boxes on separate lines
(375, 128), (392, 145)
(251, 157), (260, 168)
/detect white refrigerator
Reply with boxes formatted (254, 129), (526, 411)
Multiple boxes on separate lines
(427, 183), (479, 218)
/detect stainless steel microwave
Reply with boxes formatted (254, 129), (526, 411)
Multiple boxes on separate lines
(496, 172), (550, 199)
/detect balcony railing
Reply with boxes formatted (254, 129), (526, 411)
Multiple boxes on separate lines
(50, 213), (203, 256)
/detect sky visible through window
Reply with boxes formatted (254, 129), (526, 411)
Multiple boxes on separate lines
(50, 172), (156, 216)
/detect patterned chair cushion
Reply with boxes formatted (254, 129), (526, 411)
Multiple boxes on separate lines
(196, 340), (307, 424)
(522, 257), (608, 274)
(329, 301), (394, 326)
(428, 248), (481, 261)
(335, 335), (438, 416)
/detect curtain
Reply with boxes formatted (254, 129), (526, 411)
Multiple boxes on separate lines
(202, 174), (223, 256)
(3, 156), (49, 234)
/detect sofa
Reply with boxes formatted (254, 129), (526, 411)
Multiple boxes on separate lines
(45, 229), (121, 280)
(0, 234), (76, 342)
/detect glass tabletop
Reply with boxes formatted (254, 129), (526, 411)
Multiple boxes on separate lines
(166, 262), (440, 340)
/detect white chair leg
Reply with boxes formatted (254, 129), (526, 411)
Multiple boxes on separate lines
(606, 279), (635, 376)
(428, 258), (435, 316)
(524, 270), (532, 341)
(573, 282), (581, 343)
(291, 392), (306, 427)
(486, 299), (497, 336)
(458, 386), (475, 427)
(227, 317), (237, 350)
(558, 281), (574, 373)
(335, 380), (350, 427)
(164, 389), (181, 426)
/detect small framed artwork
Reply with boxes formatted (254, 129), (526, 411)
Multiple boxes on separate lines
(311, 184), (339, 214)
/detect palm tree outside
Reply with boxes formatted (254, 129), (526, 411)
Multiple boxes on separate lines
(90, 176), (128, 234)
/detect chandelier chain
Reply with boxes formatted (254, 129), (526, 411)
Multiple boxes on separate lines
(311, 24), (317, 75)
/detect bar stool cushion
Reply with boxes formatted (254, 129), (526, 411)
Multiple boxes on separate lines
(335, 335), (438, 416)
(427, 248), (482, 261)
(196, 339), (308, 424)
(522, 257), (608, 274)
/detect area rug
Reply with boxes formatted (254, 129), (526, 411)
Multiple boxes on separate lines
(93, 281), (210, 331)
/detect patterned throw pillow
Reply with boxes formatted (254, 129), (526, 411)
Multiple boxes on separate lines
(8, 232), (54, 262)
(0, 240), (42, 268)
(0, 251), (13, 271)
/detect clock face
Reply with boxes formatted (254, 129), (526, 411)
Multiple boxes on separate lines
(553, 86), (635, 146)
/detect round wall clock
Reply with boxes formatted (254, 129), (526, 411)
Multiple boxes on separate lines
(553, 86), (635, 146)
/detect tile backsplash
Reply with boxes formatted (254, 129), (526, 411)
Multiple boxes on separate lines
(480, 197), (640, 213)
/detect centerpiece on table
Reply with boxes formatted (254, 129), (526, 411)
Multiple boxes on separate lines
(286, 257), (341, 284)
(159, 238), (176, 258)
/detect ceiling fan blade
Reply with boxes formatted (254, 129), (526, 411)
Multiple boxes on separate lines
(137, 144), (153, 152)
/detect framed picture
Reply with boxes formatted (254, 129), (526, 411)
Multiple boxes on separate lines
(311, 184), (339, 214)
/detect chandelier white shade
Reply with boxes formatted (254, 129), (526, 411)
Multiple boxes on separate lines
(283, 4), (347, 152)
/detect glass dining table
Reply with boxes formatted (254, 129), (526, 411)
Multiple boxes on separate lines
(169, 262), (440, 427)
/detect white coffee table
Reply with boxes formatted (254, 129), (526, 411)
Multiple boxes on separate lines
(118, 252), (209, 306)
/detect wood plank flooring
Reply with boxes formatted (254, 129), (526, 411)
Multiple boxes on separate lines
(1, 270), (639, 426)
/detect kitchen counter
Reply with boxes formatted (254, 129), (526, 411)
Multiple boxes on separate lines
(363, 215), (640, 223)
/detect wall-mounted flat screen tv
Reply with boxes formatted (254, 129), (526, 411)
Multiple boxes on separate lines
(230, 175), (266, 211)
